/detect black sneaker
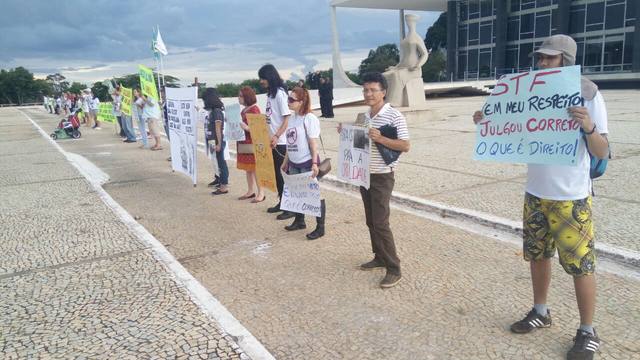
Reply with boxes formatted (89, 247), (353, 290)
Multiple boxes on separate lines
(207, 179), (219, 188)
(567, 329), (600, 360)
(510, 309), (552, 334)
(360, 258), (385, 271)
(267, 203), (282, 213)
(276, 211), (295, 220)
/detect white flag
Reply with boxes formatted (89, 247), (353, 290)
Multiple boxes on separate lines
(154, 27), (168, 55)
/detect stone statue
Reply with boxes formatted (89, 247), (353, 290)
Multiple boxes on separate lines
(384, 14), (428, 108)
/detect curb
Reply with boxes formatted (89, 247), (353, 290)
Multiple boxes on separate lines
(320, 174), (640, 269)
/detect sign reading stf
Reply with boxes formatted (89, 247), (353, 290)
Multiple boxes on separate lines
(474, 65), (582, 166)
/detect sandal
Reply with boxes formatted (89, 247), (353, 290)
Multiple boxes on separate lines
(251, 196), (266, 203)
(151, 146), (163, 151)
(238, 193), (256, 200)
(211, 189), (229, 195)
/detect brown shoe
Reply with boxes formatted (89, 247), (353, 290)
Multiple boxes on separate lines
(380, 273), (402, 288)
(360, 258), (385, 271)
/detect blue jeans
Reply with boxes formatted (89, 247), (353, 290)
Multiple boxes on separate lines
(215, 141), (229, 185)
(122, 115), (136, 141)
(137, 114), (148, 148)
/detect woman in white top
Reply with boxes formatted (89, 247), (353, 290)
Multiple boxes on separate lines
(280, 86), (325, 240)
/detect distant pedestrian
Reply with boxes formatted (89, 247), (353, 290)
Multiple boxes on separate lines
(318, 77), (334, 118)
(141, 94), (162, 150)
(112, 88), (125, 137)
(133, 89), (149, 149)
(89, 92), (101, 129)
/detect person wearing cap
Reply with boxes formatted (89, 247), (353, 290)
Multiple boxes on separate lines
(473, 34), (609, 360)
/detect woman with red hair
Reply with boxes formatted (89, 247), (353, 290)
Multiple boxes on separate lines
(237, 87), (265, 202)
(280, 86), (325, 240)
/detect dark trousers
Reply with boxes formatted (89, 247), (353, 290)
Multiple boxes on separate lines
(116, 116), (124, 136)
(272, 145), (286, 200)
(320, 97), (334, 117)
(215, 141), (229, 185)
(359, 172), (400, 275)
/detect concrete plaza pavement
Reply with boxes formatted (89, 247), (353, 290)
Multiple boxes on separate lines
(3, 103), (640, 359)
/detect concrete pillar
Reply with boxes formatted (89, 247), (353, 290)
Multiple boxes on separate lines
(634, 0), (640, 72)
(556, 0), (571, 35)
(400, 9), (406, 42)
(494, 0), (508, 75)
(446, 0), (458, 80)
(330, 6), (359, 88)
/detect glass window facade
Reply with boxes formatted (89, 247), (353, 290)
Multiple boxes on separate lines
(454, 0), (635, 79)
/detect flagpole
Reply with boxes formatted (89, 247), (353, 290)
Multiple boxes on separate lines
(158, 26), (166, 88)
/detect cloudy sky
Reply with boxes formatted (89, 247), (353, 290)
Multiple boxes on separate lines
(0, 0), (441, 86)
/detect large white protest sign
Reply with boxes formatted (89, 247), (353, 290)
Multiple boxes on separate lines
(166, 87), (198, 185)
(337, 124), (370, 189)
(281, 170), (321, 217)
(474, 65), (582, 165)
(223, 103), (245, 142)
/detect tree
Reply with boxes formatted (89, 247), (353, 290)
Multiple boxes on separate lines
(215, 83), (241, 97)
(358, 44), (399, 78)
(0, 67), (50, 105)
(68, 82), (87, 94)
(91, 82), (110, 101)
(46, 73), (69, 94)
(239, 79), (265, 95)
(421, 48), (447, 82)
(424, 12), (447, 51)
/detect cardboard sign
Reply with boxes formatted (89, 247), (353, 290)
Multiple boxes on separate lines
(337, 124), (370, 189)
(247, 113), (277, 192)
(474, 65), (582, 165)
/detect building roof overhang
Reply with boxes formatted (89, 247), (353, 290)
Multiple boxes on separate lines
(330, 0), (447, 11)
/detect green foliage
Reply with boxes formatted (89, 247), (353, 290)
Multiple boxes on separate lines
(215, 83), (241, 97)
(45, 73), (69, 94)
(68, 82), (87, 94)
(91, 82), (110, 101)
(0, 67), (53, 104)
(239, 79), (264, 95)
(358, 44), (399, 77)
(346, 71), (362, 85)
(424, 12), (447, 51)
(422, 48), (447, 82)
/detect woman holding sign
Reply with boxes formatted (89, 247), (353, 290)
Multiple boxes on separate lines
(237, 86), (265, 203)
(280, 87), (325, 240)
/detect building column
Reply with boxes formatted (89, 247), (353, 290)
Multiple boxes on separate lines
(494, 0), (508, 76)
(556, 0), (571, 35)
(633, 1), (640, 72)
(446, 0), (458, 80)
(330, 6), (359, 88)
(400, 9), (406, 41)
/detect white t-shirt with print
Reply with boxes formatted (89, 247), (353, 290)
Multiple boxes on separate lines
(525, 91), (609, 200)
(90, 97), (100, 111)
(364, 103), (410, 174)
(265, 88), (291, 145)
(286, 113), (320, 164)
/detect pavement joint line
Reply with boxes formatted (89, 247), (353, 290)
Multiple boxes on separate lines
(20, 109), (276, 360)
(0, 249), (146, 281)
(0, 176), (84, 188)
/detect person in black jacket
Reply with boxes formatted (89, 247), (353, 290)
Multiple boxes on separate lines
(318, 77), (334, 118)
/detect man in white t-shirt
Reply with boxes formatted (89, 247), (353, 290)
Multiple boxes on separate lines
(473, 35), (609, 360)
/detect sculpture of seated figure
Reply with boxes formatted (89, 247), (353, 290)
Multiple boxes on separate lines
(384, 14), (428, 108)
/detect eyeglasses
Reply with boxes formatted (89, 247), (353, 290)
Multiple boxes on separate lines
(287, 96), (300, 103)
(362, 88), (383, 95)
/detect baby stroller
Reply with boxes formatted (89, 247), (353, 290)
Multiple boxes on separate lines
(50, 110), (82, 140)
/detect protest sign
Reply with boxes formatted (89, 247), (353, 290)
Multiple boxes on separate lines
(246, 113), (276, 192)
(281, 170), (321, 217)
(474, 65), (582, 165)
(337, 124), (370, 189)
(223, 103), (245, 141)
(166, 87), (198, 185)
(97, 103), (116, 123)
(120, 86), (132, 117)
(138, 65), (159, 101)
